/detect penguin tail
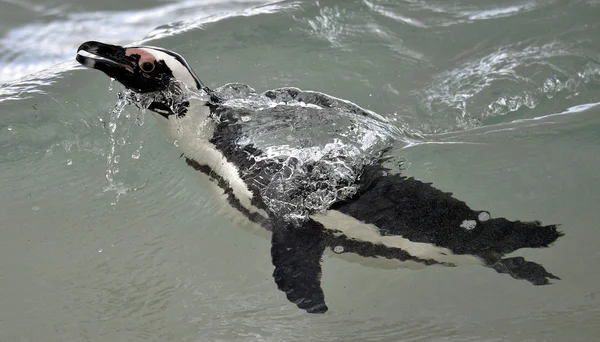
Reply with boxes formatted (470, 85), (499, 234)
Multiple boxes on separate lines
(508, 220), (563, 250)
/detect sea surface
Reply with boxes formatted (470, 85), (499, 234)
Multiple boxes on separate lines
(1, 0), (600, 341)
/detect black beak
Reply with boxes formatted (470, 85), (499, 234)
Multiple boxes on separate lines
(76, 41), (135, 78)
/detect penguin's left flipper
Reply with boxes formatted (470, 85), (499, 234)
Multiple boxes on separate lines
(270, 220), (328, 313)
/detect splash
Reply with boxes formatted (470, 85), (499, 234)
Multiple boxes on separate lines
(96, 81), (208, 205)
(253, 140), (378, 223)
(212, 84), (398, 222)
(102, 90), (148, 205)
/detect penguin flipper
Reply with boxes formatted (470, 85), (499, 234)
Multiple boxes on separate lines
(270, 220), (328, 313)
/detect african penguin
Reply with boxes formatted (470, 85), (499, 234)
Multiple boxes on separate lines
(76, 41), (564, 314)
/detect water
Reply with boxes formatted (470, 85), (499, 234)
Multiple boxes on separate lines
(1, 0), (600, 341)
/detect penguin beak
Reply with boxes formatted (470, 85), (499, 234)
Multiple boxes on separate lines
(76, 41), (135, 78)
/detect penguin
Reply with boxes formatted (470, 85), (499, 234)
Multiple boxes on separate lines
(76, 41), (563, 314)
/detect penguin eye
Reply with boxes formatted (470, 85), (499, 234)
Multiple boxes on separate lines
(141, 62), (155, 72)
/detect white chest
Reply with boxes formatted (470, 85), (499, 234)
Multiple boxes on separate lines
(153, 103), (269, 221)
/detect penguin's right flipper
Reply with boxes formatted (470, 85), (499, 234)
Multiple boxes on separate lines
(270, 220), (328, 313)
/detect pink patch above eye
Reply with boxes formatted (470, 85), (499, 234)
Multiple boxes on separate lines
(125, 48), (156, 67)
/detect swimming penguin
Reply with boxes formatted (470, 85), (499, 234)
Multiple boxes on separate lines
(76, 41), (563, 314)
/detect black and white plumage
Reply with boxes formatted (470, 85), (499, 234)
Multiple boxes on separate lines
(76, 41), (563, 314)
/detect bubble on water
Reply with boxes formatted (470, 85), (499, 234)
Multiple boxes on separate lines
(114, 155), (120, 164)
(173, 140), (179, 147)
(117, 138), (127, 146)
(66, 159), (72, 166)
(241, 116), (251, 122)
(7, 125), (12, 131)
(132, 150), (141, 159)
(108, 122), (117, 133)
(32, 206), (40, 211)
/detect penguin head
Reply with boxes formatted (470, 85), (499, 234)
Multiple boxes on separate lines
(77, 41), (210, 116)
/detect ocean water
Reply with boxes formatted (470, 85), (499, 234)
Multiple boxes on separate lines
(1, 0), (600, 341)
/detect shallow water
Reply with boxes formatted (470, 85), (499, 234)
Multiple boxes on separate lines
(1, 0), (600, 341)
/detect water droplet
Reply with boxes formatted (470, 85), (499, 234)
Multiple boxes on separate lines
(131, 150), (141, 160)
(66, 159), (72, 166)
(114, 155), (120, 164)
(32, 206), (40, 211)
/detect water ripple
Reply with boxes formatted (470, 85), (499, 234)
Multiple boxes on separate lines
(399, 0), (554, 27)
(417, 41), (600, 133)
(363, 0), (427, 28)
(144, 2), (300, 42)
(300, 1), (429, 64)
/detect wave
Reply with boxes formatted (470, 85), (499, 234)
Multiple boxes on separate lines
(0, 0), (273, 83)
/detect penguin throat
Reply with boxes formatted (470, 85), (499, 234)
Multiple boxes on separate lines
(145, 86), (218, 119)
